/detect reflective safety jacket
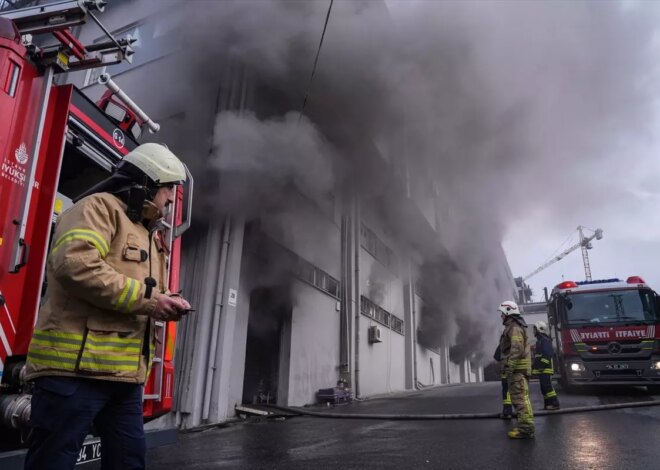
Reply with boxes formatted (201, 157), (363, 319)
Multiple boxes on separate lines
(25, 193), (168, 384)
(532, 333), (554, 375)
(499, 316), (531, 376)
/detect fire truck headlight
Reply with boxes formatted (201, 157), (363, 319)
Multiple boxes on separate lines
(651, 361), (660, 370)
(570, 362), (585, 372)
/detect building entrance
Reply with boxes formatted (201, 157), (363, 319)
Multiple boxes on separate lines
(242, 286), (291, 405)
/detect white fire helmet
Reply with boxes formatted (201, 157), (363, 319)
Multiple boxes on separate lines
(498, 300), (520, 316)
(534, 321), (548, 335)
(122, 143), (186, 185)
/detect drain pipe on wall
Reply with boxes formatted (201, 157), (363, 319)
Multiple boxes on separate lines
(353, 194), (361, 399)
(202, 217), (231, 422)
(410, 262), (420, 391)
(339, 214), (351, 383)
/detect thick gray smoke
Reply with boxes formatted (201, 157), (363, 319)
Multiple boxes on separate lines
(172, 0), (660, 363)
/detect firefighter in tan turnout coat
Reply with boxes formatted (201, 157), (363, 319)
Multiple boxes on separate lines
(24, 143), (192, 470)
(498, 300), (535, 439)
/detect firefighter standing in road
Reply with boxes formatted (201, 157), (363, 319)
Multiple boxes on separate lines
(494, 344), (514, 419)
(24, 144), (192, 470)
(532, 321), (560, 410)
(498, 300), (535, 439)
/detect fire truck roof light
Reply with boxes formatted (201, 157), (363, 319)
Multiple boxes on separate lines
(576, 278), (621, 285)
(626, 276), (646, 284)
(556, 281), (578, 290)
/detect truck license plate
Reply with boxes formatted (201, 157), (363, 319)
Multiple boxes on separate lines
(605, 364), (629, 370)
(76, 439), (101, 465)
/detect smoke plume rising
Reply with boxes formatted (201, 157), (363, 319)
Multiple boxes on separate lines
(171, 0), (660, 362)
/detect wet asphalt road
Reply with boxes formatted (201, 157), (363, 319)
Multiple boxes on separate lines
(147, 382), (660, 469)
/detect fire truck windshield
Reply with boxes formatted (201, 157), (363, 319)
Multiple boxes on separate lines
(563, 289), (658, 326)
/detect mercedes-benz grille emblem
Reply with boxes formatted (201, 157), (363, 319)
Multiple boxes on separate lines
(607, 342), (622, 354)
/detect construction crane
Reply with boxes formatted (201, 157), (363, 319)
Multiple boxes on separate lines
(523, 226), (604, 282)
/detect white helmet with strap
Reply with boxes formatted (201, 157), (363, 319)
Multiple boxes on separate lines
(122, 143), (186, 185)
(498, 300), (520, 316)
(534, 321), (548, 335)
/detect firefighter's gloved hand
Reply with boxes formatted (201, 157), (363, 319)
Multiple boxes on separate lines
(170, 295), (191, 311)
(152, 294), (186, 321)
(170, 295), (194, 321)
(503, 365), (514, 377)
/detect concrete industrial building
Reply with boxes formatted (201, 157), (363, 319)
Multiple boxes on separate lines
(4, 0), (519, 429)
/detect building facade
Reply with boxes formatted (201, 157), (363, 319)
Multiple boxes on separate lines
(6, 0), (519, 429)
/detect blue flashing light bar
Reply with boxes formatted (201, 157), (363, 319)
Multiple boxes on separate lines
(575, 278), (621, 285)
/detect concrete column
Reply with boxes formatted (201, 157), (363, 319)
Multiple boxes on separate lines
(208, 216), (247, 422)
(178, 223), (222, 427)
(403, 262), (415, 390)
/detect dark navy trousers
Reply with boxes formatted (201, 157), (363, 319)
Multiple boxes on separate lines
(25, 376), (146, 470)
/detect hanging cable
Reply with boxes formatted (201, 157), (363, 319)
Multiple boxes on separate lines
(298, 0), (334, 124)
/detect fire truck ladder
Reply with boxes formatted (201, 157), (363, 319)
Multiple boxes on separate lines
(144, 163), (193, 402)
(1, 0), (135, 73)
(143, 210), (176, 402)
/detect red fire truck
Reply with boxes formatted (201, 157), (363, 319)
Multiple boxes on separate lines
(548, 276), (660, 391)
(0, 1), (192, 465)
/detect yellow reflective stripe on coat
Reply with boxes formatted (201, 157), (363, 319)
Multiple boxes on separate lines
(51, 229), (109, 258)
(32, 329), (84, 348)
(541, 368), (554, 374)
(27, 330), (83, 371)
(510, 359), (531, 367)
(27, 349), (79, 370)
(81, 333), (140, 372)
(540, 358), (551, 364)
(116, 278), (141, 313)
(86, 332), (141, 349)
(79, 353), (140, 372)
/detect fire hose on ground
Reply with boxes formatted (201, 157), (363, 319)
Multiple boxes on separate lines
(263, 399), (660, 420)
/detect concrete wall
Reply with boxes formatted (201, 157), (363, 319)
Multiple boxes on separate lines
(357, 203), (407, 396)
(287, 281), (341, 406)
(415, 345), (442, 386)
(448, 359), (463, 384)
(358, 318), (406, 396)
(413, 294), (443, 386)
(260, 193), (341, 280)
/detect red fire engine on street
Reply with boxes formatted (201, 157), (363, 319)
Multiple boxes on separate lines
(0, 1), (193, 466)
(548, 276), (660, 391)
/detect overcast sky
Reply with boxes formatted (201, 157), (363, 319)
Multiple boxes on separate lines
(502, 0), (660, 301)
(395, 0), (660, 303)
(503, 74), (660, 301)
(383, 0), (660, 302)
(503, 139), (660, 302)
